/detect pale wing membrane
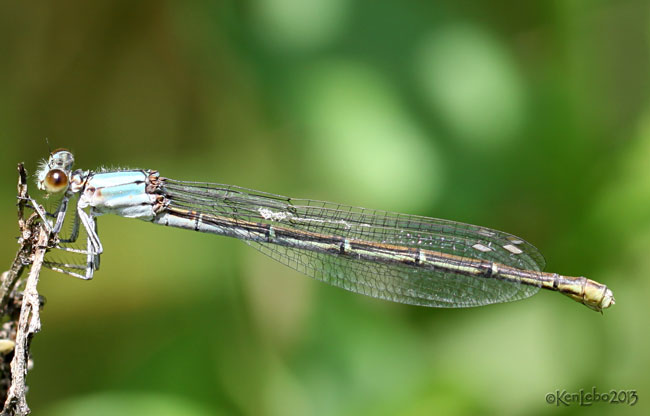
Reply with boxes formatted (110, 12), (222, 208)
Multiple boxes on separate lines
(246, 242), (540, 307)
(161, 180), (544, 307)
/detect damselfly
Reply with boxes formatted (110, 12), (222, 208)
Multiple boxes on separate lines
(31, 149), (614, 312)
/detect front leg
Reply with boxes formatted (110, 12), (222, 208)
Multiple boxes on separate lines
(19, 189), (76, 237)
(17, 195), (55, 233)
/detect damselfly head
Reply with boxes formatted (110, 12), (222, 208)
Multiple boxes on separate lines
(37, 149), (75, 193)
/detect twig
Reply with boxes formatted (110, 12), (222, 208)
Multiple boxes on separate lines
(0, 165), (32, 310)
(1, 229), (46, 415)
(0, 164), (48, 415)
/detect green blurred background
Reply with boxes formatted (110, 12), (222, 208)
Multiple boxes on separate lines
(0, 1), (648, 415)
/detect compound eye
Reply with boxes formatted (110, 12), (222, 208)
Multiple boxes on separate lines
(44, 169), (69, 193)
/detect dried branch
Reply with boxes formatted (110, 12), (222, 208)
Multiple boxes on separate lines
(0, 164), (49, 416)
